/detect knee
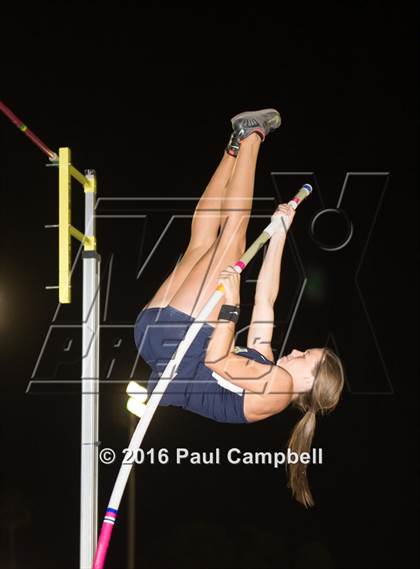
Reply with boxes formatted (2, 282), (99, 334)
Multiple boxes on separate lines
(232, 234), (246, 258)
(222, 216), (248, 248)
(186, 238), (216, 257)
(217, 234), (246, 265)
(226, 240), (246, 267)
(238, 237), (246, 257)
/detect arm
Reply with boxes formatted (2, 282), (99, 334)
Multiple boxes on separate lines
(247, 204), (295, 359)
(206, 347), (293, 397)
(204, 263), (293, 399)
(246, 301), (276, 361)
(205, 265), (240, 370)
(254, 230), (287, 305)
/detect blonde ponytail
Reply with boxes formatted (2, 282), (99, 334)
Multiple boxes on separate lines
(285, 347), (345, 507)
(286, 409), (317, 507)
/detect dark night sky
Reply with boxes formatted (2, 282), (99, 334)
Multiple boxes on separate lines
(0, 4), (418, 569)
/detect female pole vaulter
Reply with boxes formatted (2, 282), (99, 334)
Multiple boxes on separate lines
(133, 109), (345, 507)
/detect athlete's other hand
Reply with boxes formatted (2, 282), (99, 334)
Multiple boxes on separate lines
(271, 203), (296, 232)
(217, 265), (240, 305)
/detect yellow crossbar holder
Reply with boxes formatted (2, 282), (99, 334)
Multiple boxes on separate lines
(58, 147), (97, 303)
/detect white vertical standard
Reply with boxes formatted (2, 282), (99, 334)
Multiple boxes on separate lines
(80, 179), (100, 569)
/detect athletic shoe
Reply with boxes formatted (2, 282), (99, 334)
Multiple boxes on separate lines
(231, 108), (281, 142)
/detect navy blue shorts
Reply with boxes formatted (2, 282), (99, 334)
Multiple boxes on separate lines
(133, 305), (249, 423)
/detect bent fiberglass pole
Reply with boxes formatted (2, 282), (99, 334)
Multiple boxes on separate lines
(93, 184), (313, 568)
(0, 100), (58, 161)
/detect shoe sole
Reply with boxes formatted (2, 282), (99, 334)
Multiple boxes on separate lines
(231, 108), (282, 129)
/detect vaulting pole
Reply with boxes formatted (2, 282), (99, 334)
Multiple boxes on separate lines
(92, 184), (313, 568)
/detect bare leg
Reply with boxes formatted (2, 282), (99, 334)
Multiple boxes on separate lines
(144, 151), (236, 309)
(169, 133), (261, 322)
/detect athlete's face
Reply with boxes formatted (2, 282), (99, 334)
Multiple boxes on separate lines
(277, 348), (324, 392)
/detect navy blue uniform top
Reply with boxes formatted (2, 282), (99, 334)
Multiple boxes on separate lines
(134, 305), (275, 423)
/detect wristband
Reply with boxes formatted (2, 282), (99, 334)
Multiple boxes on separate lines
(218, 304), (240, 323)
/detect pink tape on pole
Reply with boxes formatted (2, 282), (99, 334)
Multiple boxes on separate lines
(93, 521), (116, 569)
(235, 260), (246, 271)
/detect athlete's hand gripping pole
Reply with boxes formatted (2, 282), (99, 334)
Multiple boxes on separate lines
(92, 183), (313, 568)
